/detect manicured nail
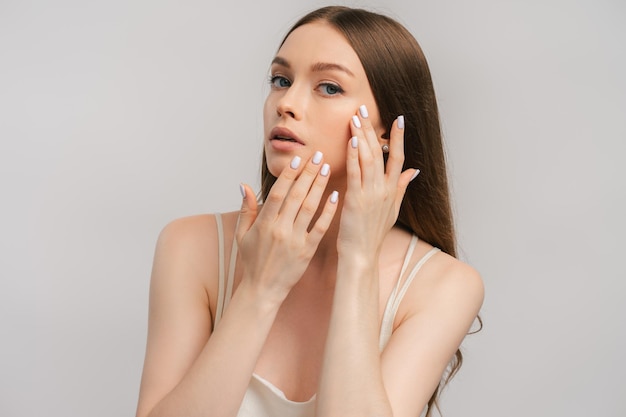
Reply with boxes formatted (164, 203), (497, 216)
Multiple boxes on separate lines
(410, 169), (421, 181)
(351, 136), (358, 148)
(239, 183), (246, 198)
(397, 115), (405, 129)
(320, 163), (330, 177)
(359, 104), (369, 118)
(352, 115), (361, 128)
(312, 151), (323, 165)
(330, 190), (339, 204)
(290, 155), (301, 169)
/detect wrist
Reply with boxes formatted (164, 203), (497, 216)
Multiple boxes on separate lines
(337, 251), (379, 272)
(235, 277), (286, 317)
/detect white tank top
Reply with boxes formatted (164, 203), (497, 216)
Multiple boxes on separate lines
(213, 213), (439, 417)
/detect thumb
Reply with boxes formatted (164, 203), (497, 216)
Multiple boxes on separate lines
(236, 183), (258, 244)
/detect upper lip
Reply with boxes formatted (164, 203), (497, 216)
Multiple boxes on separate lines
(269, 126), (304, 145)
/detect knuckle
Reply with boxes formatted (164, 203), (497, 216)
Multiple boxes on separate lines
(311, 177), (328, 191)
(348, 169), (360, 180)
(311, 222), (327, 237)
(300, 200), (318, 217)
(361, 154), (374, 166)
(387, 152), (404, 163)
(303, 164), (319, 177)
(280, 167), (297, 180)
(267, 191), (284, 205)
(288, 188), (305, 202)
(271, 227), (288, 241)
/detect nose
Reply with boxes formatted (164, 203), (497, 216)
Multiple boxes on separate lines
(275, 83), (305, 120)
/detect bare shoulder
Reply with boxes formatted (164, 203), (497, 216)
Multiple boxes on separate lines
(155, 211), (240, 267)
(426, 251), (484, 306)
(137, 211), (240, 416)
(151, 211), (241, 317)
(380, 247), (484, 417)
(401, 245), (484, 325)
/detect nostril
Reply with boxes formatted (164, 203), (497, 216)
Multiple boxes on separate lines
(277, 108), (296, 118)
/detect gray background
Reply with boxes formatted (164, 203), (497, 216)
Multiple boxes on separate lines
(1, 0), (624, 416)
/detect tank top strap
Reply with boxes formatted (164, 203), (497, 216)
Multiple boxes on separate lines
(379, 235), (440, 350)
(224, 216), (240, 312)
(214, 213), (226, 327)
(213, 213), (240, 328)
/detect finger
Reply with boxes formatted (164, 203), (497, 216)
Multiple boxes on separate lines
(358, 104), (385, 173)
(346, 135), (362, 191)
(261, 155), (303, 220)
(306, 190), (339, 246)
(278, 151), (324, 223)
(293, 162), (331, 233)
(350, 112), (376, 186)
(386, 115), (406, 181)
(394, 168), (420, 211)
(236, 183), (258, 244)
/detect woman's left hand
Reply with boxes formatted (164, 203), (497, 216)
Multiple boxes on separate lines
(337, 105), (418, 258)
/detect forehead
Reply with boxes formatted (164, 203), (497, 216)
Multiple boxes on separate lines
(276, 22), (365, 76)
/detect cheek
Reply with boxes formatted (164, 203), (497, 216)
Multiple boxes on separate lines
(316, 117), (351, 173)
(316, 106), (352, 138)
(263, 97), (273, 133)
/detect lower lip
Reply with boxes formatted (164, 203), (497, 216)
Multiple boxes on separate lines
(269, 139), (304, 151)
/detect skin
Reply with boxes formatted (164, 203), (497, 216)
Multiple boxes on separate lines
(135, 22), (484, 417)
(263, 20), (385, 186)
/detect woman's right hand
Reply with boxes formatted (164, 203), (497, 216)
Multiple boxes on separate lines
(236, 152), (338, 303)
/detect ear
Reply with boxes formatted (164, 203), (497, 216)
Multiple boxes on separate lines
(370, 106), (389, 150)
(378, 129), (390, 150)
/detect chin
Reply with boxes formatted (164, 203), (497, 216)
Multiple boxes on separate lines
(267, 165), (282, 178)
(265, 157), (287, 178)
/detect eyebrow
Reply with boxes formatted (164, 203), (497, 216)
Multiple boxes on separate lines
(271, 56), (355, 77)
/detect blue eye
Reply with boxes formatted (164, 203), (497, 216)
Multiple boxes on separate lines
(269, 75), (291, 88)
(319, 83), (343, 96)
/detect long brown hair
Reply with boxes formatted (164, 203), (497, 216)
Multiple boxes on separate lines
(261, 6), (468, 416)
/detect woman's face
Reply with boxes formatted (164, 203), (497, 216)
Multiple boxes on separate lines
(263, 22), (384, 184)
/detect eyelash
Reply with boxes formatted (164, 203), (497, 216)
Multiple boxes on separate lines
(318, 82), (344, 96)
(268, 75), (291, 89)
(268, 75), (345, 96)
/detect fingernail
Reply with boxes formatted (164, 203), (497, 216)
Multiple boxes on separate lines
(352, 115), (361, 128)
(320, 163), (330, 177)
(239, 183), (246, 198)
(398, 115), (405, 129)
(330, 190), (339, 204)
(351, 136), (358, 148)
(359, 104), (368, 118)
(312, 151), (323, 165)
(290, 155), (301, 169)
(410, 169), (420, 181)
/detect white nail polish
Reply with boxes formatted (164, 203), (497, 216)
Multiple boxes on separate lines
(239, 183), (246, 198)
(351, 136), (358, 148)
(359, 104), (368, 118)
(398, 115), (405, 129)
(312, 151), (323, 165)
(290, 156), (301, 169)
(330, 190), (339, 204)
(320, 163), (330, 177)
(352, 115), (361, 128)
(410, 169), (420, 181)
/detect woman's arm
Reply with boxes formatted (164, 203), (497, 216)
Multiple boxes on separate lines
(380, 258), (483, 417)
(135, 215), (283, 417)
(319, 251), (483, 417)
(136, 153), (338, 417)
(315, 108), (483, 417)
(317, 253), (391, 417)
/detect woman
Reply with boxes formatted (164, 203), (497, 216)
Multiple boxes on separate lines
(136, 6), (483, 417)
